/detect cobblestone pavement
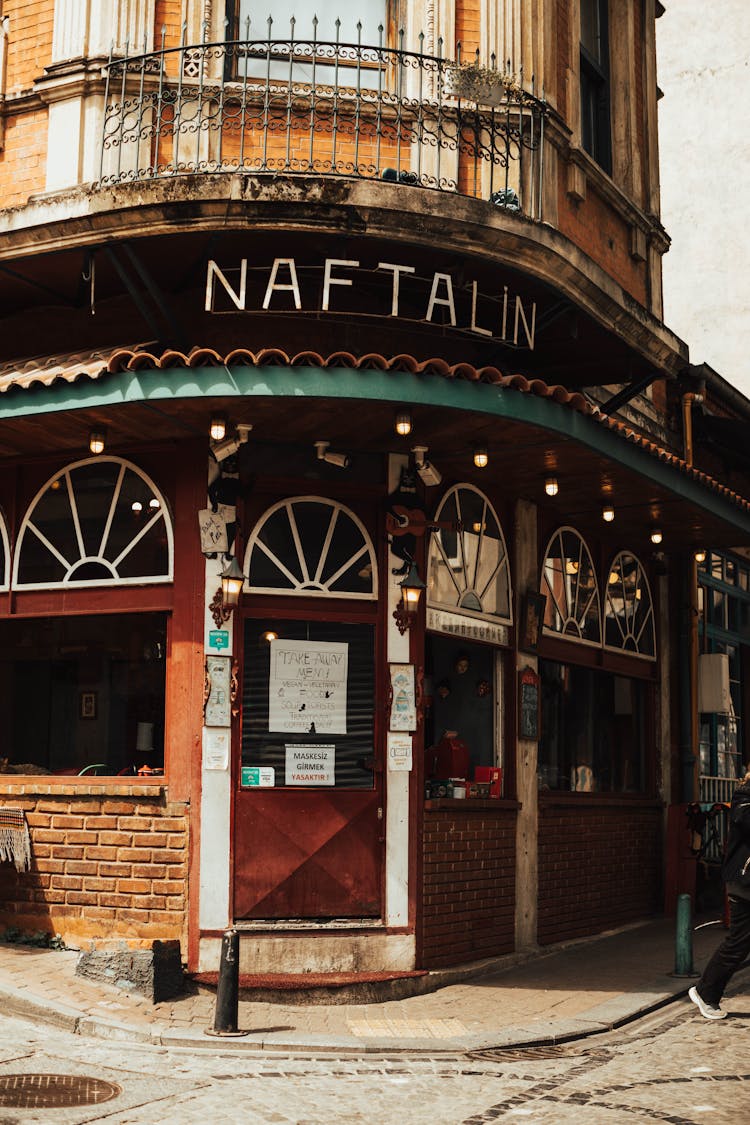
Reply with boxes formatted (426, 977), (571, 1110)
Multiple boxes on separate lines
(0, 981), (747, 1125)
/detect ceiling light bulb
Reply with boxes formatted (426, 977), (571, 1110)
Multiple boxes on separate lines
(149, 498), (160, 510)
(602, 505), (615, 523)
(473, 447), (489, 469)
(650, 529), (662, 545)
(89, 430), (106, 455)
(544, 476), (559, 497)
(395, 410), (412, 437)
(695, 549), (707, 564)
(210, 414), (227, 442)
(131, 500), (143, 513)
(261, 630), (278, 643)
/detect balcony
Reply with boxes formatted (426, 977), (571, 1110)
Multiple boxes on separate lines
(98, 23), (548, 219)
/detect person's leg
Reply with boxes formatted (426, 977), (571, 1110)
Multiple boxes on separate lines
(696, 896), (750, 1006)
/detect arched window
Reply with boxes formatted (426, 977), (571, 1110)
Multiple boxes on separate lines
(244, 496), (377, 599)
(0, 508), (9, 591)
(604, 551), (656, 659)
(427, 484), (512, 623)
(541, 527), (601, 644)
(13, 458), (173, 590)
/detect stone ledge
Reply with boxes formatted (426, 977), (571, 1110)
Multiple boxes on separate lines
(0, 783), (166, 797)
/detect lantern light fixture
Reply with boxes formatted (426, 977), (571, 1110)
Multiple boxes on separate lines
(650, 529), (663, 545)
(220, 556), (245, 611)
(473, 447), (489, 469)
(210, 414), (228, 442)
(544, 476), (559, 497)
(89, 430), (106, 455)
(395, 410), (412, 437)
(695, 549), (707, 564)
(602, 505), (615, 523)
(393, 560), (426, 634)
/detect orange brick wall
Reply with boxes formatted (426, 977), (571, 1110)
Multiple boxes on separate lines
(0, 787), (189, 952)
(558, 183), (648, 305)
(455, 0), (480, 60)
(0, 110), (47, 206)
(4, 0), (54, 91)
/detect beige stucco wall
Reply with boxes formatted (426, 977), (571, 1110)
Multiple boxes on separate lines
(657, 2), (750, 393)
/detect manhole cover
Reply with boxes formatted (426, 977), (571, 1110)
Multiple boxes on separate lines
(471, 1045), (610, 1063)
(0, 1074), (121, 1109)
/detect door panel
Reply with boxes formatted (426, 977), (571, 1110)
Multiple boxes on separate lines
(233, 789), (381, 918)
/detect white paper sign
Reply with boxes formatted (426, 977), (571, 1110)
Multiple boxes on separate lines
(203, 728), (230, 770)
(269, 639), (348, 734)
(198, 508), (228, 554)
(285, 744), (335, 786)
(387, 732), (413, 771)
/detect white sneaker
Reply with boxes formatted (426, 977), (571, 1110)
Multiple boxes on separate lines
(689, 986), (727, 1020)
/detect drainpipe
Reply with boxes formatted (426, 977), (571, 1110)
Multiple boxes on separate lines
(681, 392), (703, 803)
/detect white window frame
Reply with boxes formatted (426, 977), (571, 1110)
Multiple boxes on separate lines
(427, 483), (513, 625)
(603, 550), (656, 661)
(541, 526), (602, 646)
(13, 456), (174, 591)
(243, 495), (378, 600)
(0, 506), (9, 591)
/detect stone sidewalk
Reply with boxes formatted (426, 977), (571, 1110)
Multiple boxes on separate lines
(0, 916), (732, 1054)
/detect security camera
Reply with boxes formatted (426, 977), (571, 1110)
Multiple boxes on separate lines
(412, 444), (442, 487)
(314, 440), (351, 469)
(212, 423), (252, 463)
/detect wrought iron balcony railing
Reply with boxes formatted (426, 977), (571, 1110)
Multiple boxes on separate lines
(98, 21), (548, 219)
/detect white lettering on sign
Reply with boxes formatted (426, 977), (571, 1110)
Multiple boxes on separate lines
(285, 743), (336, 786)
(269, 639), (348, 734)
(205, 258), (537, 348)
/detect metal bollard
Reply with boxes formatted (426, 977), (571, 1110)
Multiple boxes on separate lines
(205, 928), (249, 1037)
(672, 893), (699, 978)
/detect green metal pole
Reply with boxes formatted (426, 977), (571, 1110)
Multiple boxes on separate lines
(674, 893), (695, 977)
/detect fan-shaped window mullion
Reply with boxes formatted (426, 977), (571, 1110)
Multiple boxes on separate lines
(286, 503), (310, 586)
(427, 484), (512, 625)
(313, 505), (339, 586)
(99, 462), (126, 558)
(0, 511), (10, 591)
(542, 527), (601, 645)
(604, 551), (656, 659)
(244, 497), (377, 599)
(13, 457), (173, 590)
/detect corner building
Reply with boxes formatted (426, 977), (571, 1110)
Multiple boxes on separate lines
(0, 0), (747, 977)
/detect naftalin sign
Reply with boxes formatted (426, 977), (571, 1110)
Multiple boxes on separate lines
(205, 257), (537, 349)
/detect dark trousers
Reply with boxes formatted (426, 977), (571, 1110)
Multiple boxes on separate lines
(698, 895), (750, 1005)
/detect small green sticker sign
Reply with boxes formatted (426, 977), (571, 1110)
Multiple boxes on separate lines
(209, 630), (229, 650)
(241, 766), (275, 788)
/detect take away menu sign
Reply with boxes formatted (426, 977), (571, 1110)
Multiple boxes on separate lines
(268, 639), (348, 735)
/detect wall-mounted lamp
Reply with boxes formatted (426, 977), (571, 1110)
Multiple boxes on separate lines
(393, 560), (426, 634)
(212, 423), (252, 463)
(602, 505), (615, 523)
(395, 410), (412, 437)
(314, 440), (351, 469)
(544, 476), (559, 497)
(209, 556), (245, 629)
(89, 430), (106, 455)
(412, 445), (442, 487)
(694, 549), (707, 564)
(210, 413), (227, 442)
(473, 447), (489, 469)
(650, 529), (663, 545)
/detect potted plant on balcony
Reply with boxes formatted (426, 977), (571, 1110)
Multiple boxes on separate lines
(445, 62), (522, 108)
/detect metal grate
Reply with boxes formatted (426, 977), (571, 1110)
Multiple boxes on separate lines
(0, 1074), (121, 1109)
(471, 1045), (611, 1063)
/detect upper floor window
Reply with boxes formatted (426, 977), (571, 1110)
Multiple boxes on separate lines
(231, 0), (386, 44)
(244, 496), (377, 599)
(580, 0), (611, 174)
(13, 458), (173, 590)
(541, 527), (601, 645)
(427, 485), (512, 623)
(604, 552), (656, 659)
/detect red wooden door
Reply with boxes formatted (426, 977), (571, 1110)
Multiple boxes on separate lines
(233, 787), (382, 918)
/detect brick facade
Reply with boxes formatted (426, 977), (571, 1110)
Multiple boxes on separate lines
(420, 802), (517, 968)
(0, 785), (188, 951)
(537, 798), (663, 946)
